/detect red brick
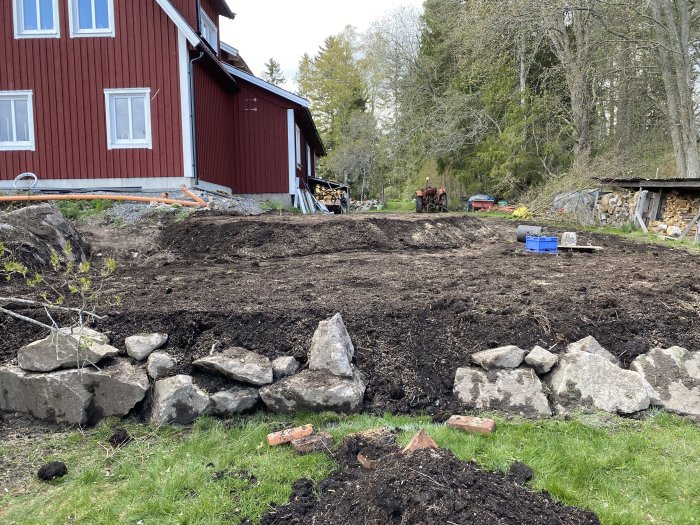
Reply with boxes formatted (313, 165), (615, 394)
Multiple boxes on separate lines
(402, 429), (440, 455)
(357, 452), (379, 470)
(291, 432), (333, 454)
(446, 415), (495, 435)
(267, 424), (314, 447)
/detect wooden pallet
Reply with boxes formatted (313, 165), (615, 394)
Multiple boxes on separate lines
(558, 245), (604, 253)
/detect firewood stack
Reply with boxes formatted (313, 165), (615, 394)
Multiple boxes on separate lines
(650, 191), (700, 237)
(595, 191), (637, 226)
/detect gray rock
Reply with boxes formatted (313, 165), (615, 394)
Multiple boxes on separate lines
(259, 368), (365, 413)
(272, 356), (300, 379)
(308, 313), (355, 377)
(147, 352), (176, 380)
(206, 388), (259, 417)
(193, 347), (273, 386)
(0, 203), (88, 269)
(0, 360), (148, 425)
(125, 333), (168, 361)
(525, 346), (559, 374)
(631, 347), (700, 418)
(471, 346), (527, 370)
(566, 336), (617, 364)
(549, 350), (650, 415)
(453, 367), (552, 418)
(17, 327), (114, 373)
(151, 375), (210, 425)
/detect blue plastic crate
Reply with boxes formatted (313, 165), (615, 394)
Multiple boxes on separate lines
(525, 236), (558, 254)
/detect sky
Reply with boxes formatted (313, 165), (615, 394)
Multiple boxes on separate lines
(220, 0), (424, 90)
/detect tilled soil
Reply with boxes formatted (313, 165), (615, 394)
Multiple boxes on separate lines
(2, 212), (700, 415)
(258, 432), (600, 525)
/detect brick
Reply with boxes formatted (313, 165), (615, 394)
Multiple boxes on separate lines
(266, 424), (314, 447)
(291, 432), (333, 454)
(402, 429), (440, 455)
(357, 452), (379, 470)
(446, 415), (495, 435)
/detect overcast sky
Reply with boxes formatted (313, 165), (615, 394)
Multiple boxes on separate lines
(220, 0), (424, 90)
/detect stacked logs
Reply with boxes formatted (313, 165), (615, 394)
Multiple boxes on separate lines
(650, 191), (700, 237)
(595, 191), (638, 227)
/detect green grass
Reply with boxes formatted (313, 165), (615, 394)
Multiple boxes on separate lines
(260, 200), (301, 214)
(57, 199), (114, 220)
(1, 412), (699, 525)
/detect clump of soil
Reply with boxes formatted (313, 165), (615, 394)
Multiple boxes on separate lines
(108, 428), (132, 448)
(259, 433), (600, 525)
(37, 461), (68, 481)
(507, 461), (534, 485)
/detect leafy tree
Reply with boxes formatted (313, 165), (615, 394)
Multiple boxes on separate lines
(260, 58), (286, 86)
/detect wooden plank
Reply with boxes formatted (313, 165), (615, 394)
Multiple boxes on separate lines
(679, 209), (700, 240)
(559, 245), (604, 253)
(635, 190), (649, 233)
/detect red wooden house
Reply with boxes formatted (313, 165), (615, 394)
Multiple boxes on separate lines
(0, 0), (324, 204)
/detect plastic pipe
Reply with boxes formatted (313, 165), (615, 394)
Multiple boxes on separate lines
(179, 185), (207, 206)
(0, 193), (206, 207)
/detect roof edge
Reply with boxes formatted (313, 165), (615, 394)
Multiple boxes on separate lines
(154, 0), (201, 46)
(221, 62), (310, 108)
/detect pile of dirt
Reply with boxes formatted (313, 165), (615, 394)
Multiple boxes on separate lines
(259, 432), (600, 525)
(160, 213), (490, 261)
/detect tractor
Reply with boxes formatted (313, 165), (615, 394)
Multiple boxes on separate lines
(415, 178), (448, 213)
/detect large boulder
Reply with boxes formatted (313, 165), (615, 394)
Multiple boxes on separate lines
(525, 346), (559, 375)
(259, 368), (365, 414)
(17, 327), (115, 373)
(471, 346), (526, 370)
(0, 203), (88, 269)
(308, 313), (355, 377)
(125, 333), (168, 361)
(193, 347), (273, 386)
(567, 336), (617, 364)
(453, 367), (552, 418)
(151, 375), (210, 425)
(548, 350), (650, 415)
(206, 388), (260, 417)
(0, 359), (148, 425)
(631, 347), (700, 418)
(146, 352), (176, 380)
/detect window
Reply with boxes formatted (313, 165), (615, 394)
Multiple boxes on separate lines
(295, 125), (301, 168)
(13, 0), (60, 38)
(104, 89), (152, 150)
(70, 0), (114, 37)
(0, 91), (35, 151)
(200, 9), (218, 51)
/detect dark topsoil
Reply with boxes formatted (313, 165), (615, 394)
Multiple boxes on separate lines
(257, 432), (600, 525)
(2, 212), (699, 414)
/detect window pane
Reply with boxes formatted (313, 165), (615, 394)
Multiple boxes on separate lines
(113, 97), (131, 141)
(39, 0), (54, 30)
(0, 101), (13, 143)
(14, 100), (30, 142)
(22, 0), (39, 31)
(94, 0), (109, 29)
(131, 97), (146, 140)
(78, 0), (93, 30)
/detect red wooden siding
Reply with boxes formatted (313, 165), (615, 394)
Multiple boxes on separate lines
(0, 0), (183, 182)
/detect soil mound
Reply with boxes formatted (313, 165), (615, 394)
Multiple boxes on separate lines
(260, 433), (600, 525)
(161, 213), (489, 260)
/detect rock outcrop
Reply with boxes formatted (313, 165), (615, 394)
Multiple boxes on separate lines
(17, 327), (115, 373)
(193, 347), (273, 386)
(206, 388), (260, 417)
(308, 313), (355, 377)
(631, 347), (700, 418)
(525, 346), (559, 375)
(272, 356), (300, 380)
(146, 352), (176, 380)
(150, 375), (209, 425)
(125, 333), (168, 361)
(567, 336), (617, 364)
(471, 346), (526, 371)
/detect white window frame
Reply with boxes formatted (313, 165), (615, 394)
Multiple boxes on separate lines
(104, 88), (153, 150)
(295, 125), (302, 168)
(199, 8), (218, 51)
(0, 91), (36, 152)
(13, 0), (61, 39)
(69, 0), (115, 38)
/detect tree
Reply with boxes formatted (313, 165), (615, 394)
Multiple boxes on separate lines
(260, 58), (286, 86)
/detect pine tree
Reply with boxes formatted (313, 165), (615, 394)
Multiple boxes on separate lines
(260, 58), (286, 86)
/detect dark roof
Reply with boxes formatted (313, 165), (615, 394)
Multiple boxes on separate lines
(193, 44), (239, 93)
(598, 177), (700, 189)
(212, 0), (236, 19)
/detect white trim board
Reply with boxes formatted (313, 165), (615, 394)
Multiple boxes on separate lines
(0, 177), (193, 191)
(222, 63), (310, 108)
(287, 109), (296, 195)
(178, 31), (195, 178)
(154, 0), (201, 46)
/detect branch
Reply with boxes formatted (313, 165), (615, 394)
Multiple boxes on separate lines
(0, 297), (106, 319)
(0, 306), (57, 332)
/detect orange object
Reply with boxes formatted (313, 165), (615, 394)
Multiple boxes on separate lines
(180, 185), (207, 206)
(402, 429), (440, 454)
(266, 424), (314, 447)
(446, 415), (496, 435)
(0, 190), (206, 208)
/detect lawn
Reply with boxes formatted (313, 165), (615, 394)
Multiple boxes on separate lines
(1, 411), (699, 525)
